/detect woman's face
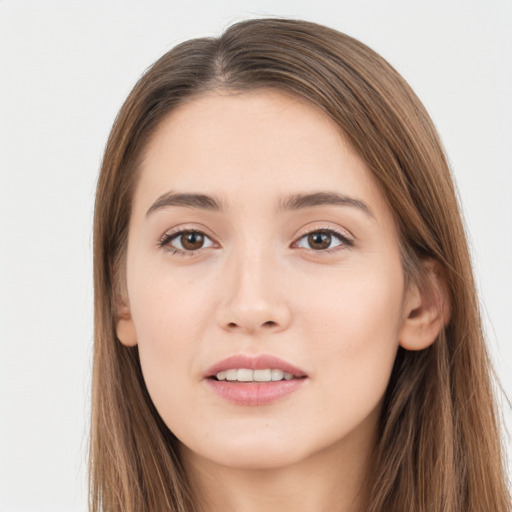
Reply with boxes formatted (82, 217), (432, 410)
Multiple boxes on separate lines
(120, 89), (411, 470)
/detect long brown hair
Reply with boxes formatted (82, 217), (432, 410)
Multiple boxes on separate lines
(90, 18), (511, 511)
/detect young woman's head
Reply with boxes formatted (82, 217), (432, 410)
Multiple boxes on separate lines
(91, 18), (510, 512)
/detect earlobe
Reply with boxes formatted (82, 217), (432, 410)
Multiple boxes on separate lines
(399, 260), (451, 351)
(116, 304), (138, 347)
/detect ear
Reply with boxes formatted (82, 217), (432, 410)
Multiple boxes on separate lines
(399, 260), (451, 351)
(116, 299), (138, 347)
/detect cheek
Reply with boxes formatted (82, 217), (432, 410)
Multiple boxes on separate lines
(300, 266), (403, 412)
(127, 266), (216, 413)
(129, 257), (216, 344)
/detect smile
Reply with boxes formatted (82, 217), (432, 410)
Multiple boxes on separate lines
(215, 369), (296, 382)
(205, 354), (308, 405)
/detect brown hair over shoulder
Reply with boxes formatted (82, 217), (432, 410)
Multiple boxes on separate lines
(90, 17), (511, 512)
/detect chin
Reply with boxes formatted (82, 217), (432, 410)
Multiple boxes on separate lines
(205, 449), (305, 471)
(179, 430), (312, 471)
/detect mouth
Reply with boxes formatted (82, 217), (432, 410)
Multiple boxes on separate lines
(210, 368), (304, 382)
(205, 354), (308, 405)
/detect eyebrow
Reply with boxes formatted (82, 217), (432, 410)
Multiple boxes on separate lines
(146, 190), (374, 218)
(279, 191), (374, 218)
(146, 192), (224, 216)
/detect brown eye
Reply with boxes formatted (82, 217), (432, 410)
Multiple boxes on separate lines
(307, 232), (331, 250)
(162, 230), (215, 253)
(295, 229), (350, 252)
(181, 232), (205, 250)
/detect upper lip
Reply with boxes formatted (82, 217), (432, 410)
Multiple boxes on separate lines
(205, 354), (307, 378)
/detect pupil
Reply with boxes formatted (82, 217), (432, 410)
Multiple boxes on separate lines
(182, 232), (204, 250)
(308, 232), (331, 250)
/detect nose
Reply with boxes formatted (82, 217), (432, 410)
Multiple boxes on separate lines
(215, 248), (292, 335)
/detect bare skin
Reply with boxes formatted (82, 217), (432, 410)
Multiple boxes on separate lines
(182, 402), (377, 512)
(116, 89), (447, 512)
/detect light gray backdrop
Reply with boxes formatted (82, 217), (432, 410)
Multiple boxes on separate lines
(0, 1), (510, 510)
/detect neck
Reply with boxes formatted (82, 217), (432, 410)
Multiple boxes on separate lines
(180, 420), (376, 512)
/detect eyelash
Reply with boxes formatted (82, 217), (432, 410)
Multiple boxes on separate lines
(157, 229), (214, 257)
(157, 227), (353, 256)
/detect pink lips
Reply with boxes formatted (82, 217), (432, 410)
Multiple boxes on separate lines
(204, 354), (307, 406)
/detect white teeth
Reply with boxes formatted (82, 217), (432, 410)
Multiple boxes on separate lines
(216, 368), (297, 382)
(225, 369), (238, 381)
(254, 369), (272, 382)
(237, 369), (253, 382)
(271, 369), (284, 381)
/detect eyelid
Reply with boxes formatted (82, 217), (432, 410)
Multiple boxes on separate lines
(157, 224), (220, 254)
(294, 223), (353, 240)
(291, 224), (354, 252)
(156, 223), (354, 256)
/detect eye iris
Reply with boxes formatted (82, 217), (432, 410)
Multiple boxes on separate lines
(308, 232), (331, 250)
(181, 232), (204, 250)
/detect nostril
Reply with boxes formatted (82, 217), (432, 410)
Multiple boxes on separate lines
(223, 319), (281, 331)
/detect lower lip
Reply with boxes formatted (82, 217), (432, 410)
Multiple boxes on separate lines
(205, 378), (306, 406)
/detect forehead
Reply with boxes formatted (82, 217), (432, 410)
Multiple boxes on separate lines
(134, 88), (389, 220)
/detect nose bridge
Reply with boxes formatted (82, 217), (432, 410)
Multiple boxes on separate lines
(217, 236), (290, 333)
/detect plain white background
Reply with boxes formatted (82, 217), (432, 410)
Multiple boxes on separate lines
(0, 1), (510, 510)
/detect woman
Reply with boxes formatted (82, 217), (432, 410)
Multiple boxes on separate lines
(90, 18), (511, 512)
